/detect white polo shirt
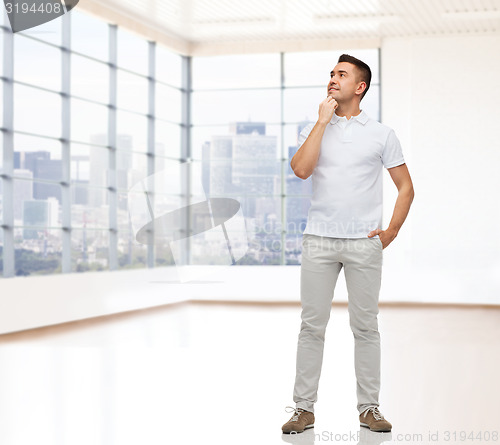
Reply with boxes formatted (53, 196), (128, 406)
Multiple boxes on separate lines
(298, 109), (405, 239)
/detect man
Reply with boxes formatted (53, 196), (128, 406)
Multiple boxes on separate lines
(282, 54), (414, 434)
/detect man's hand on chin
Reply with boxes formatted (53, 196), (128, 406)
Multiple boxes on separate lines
(367, 228), (398, 249)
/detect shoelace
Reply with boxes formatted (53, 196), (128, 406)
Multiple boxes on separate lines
(363, 406), (385, 421)
(285, 406), (306, 422)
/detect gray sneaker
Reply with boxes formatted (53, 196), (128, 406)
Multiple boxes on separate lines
(282, 406), (315, 434)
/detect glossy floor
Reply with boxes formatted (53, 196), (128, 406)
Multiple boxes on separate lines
(0, 302), (498, 445)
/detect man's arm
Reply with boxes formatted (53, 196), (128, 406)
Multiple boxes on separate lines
(291, 96), (338, 179)
(290, 121), (328, 179)
(368, 163), (415, 248)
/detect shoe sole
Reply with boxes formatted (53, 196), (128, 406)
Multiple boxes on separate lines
(360, 422), (391, 432)
(282, 424), (315, 434)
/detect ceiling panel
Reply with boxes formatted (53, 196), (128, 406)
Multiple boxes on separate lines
(79, 0), (500, 55)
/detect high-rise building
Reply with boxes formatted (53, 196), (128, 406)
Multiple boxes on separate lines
(22, 197), (59, 239)
(33, 158), (62, 202)
(89, 133), (133, 208)
(89, 134), (109, 208)
(22, 151), (51, 175)
(230, 122), (266, 136)
(13, 169), (33, 222)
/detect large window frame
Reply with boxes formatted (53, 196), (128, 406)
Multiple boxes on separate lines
(1, 11), (187, 277)
(0, 9), (380, 277)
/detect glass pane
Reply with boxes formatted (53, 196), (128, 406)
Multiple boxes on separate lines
(128, 159), (184, 196)
(18, 12), (61, 45)
(71, 143), (109, 184)
(0, 78), (3, 126)
(283, 87), (326, 123)
(71, 185), (109, 229)
(117, 70), (148, 114)
(192, 89), (280, 126)
(244, 230), (282, 265)
(71, 98), (108, 144)
(127, 168), (185, 241)
(183, 192), (282, 265)
(156, 45), (182, 88)
(192, 53), (280, 89)
(184, 189), (281, 266)
(0, 78), (4, 128)
(0, 31), (3, 74)
(12, 174), (33, 224)
(13, 179), (61, 225)
(116, 151), (149, 191)
(155, 239), (175, 267)
(191, 124), (281, 160)
(155, 121), (181, 158)
(14, 228), (62, 276)
(182, 228), (249, 267)
(285, 197), (311, 235)
(72, 229), (109, 272)
(285, 233), (303, 265)
(117, 200), (148, 269)
(118, 229), (148, 269)
(155, 82), (182, 123)
(13, 134), (62, 180)
(132, 193), (185, 254)
(154, 156), (182, 182)
(284, 48), (380, 86)
(125, 156), (148, 188)
(190, 157), (281, 198)
(117, 110), (148, 152)
(284, 122), (315, 159)
(117, 27), (148, 76)
(14, 84), (61, 137)
(14, 35), (61, 91)
(71, 9), (109, 61)
(71, 54), (109, 103)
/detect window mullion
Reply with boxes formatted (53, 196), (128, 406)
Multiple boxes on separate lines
(61, 13), (71, 273)
(108, 24), (118, 270)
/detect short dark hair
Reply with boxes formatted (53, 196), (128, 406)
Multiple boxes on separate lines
(338, 54), (372, 101)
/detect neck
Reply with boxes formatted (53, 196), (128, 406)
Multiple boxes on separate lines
(335, 102), (361, 120)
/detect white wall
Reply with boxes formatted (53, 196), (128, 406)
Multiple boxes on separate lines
(3, 35), (500, 336)
(380, 34), (500, 303)
(4, 261), (497, 335)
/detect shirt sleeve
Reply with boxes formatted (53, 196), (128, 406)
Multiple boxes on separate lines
(382, 129), (405, 169)
(297, 123), (315, 149)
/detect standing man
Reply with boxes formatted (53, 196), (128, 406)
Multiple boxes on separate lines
(282, 54), (414, 434)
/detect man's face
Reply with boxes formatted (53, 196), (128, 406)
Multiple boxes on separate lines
(327, 62), (364, 102)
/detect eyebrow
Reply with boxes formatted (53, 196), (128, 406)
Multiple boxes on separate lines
(330, 70), (348, 76)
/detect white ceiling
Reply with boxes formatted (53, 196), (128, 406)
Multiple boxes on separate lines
(79, 0), (500, 55)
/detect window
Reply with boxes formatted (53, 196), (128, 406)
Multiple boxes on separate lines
(71, 10), (108, 61)
(191, 50), (380, 265)
(1, 11), (184, 276)
(0, 10), (380, 275)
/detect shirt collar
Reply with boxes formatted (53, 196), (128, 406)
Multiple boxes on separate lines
(330, 109), (369, 126)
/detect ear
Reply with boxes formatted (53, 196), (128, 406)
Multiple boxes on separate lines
(355, 81), (367, 97)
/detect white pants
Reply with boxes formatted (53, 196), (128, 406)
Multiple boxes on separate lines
(293, 234), (383, 414)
